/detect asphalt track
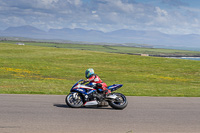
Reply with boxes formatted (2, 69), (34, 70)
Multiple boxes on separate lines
(0, 94), (200, 133)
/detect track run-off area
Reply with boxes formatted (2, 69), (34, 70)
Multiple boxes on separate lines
(0, 94), (200, 133)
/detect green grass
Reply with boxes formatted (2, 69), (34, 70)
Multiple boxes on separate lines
(0, 42), (200, 96)
(3, 41), (200, 56)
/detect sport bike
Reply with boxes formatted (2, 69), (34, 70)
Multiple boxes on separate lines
(65, 79), (128, 110)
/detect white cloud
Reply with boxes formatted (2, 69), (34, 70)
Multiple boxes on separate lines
(112, 0), (134, 13)
(40, 0), (59, 5)
(2, 16), (26, 27)
(92, 11), (97, 14)
(0, 0), (200, 34)
(155, 7), (168, 16)
(73, 0), (82, 6)
(181, 6), (200, 13)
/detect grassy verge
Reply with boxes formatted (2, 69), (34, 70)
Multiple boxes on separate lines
(0, 42), (200, 96)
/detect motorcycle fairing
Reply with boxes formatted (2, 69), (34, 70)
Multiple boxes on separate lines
(83, 100), (98, 106)
(107, 84), (123, 92)
(71, 84), (96, 95)
(70, 79), (84, 90)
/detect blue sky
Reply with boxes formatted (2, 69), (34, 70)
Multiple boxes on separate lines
(0, 0), (200, 34)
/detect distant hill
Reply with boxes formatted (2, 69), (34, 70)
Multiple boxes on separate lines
(4, 25), (45, 34)
(2, 25), (48, 39)
(1, 25), (200, 48)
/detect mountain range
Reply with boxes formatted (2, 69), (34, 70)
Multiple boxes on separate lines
(0, 25), (200, 47)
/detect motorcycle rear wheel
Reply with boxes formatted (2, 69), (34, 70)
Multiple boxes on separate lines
(108, 93), (128, 110)
(65, 93), (83, 108)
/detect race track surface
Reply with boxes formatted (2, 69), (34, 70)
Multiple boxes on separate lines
(0, 94), (200, 133)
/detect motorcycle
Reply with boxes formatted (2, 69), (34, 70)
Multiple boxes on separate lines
(65, 79), (128, 110)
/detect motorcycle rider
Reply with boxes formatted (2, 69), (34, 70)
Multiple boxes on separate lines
(84, 68), (111, 95)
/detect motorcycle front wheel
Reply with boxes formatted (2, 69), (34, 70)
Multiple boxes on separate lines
(65, 93), (83, 108)
(108, 93), (128, 110)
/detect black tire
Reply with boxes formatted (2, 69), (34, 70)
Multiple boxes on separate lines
(65, 93), (83, 108)
(108, 93), (128, 110)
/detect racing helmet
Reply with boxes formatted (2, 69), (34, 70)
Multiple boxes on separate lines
(85, 68), (94, 78)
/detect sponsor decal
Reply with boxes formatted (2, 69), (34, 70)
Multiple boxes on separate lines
(77, 89), (84, 92)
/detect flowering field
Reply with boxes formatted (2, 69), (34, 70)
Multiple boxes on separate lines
(0, 43), (200, 96)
